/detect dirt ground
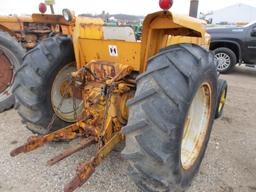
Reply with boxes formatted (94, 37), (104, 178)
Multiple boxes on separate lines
(0, 66), (256, 192)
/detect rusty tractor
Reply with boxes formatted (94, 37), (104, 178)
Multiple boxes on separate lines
(11, 0), (227, 191)
(0, 2), (74, 112)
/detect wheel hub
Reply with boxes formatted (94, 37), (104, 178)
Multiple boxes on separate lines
(215, 53), (231, 71)
(0, 50), (13, 93)
(181, 82), (212, 170)
(51, 63), (83, 122)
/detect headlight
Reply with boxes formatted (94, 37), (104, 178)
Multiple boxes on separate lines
(62, 9), (73, 22)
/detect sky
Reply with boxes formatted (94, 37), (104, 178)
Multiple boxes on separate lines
(0, 0), (256, 16)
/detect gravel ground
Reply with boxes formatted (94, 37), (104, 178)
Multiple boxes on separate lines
(0, 66), (256, 192)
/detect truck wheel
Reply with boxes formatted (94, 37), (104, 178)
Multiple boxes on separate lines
(122, 44), (217, 192)
(215, 79), (227, 119)
(13, 36), (83, 134)
(0, 31), (25, 112)
(213, 47), (237, 74)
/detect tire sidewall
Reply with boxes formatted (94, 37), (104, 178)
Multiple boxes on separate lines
(40, 43), (75, 132)
(13, 36), (75, 134)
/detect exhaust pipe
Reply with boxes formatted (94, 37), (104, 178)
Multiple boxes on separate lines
(189, 0), (199, 18)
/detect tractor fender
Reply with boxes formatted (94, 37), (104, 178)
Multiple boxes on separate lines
(0, 24), (17, 37)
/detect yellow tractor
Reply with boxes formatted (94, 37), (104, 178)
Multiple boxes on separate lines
(11, 0), (227, 191)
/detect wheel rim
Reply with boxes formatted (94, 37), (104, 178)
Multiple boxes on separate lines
(218, 88), (226, 113)
(181, 82), (212, 170)
(51, 62), (83, 122)
(0, 45), (16, 102)
(215, 52), (231, 71)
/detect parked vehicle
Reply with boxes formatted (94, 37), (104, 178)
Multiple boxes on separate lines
(208, 21), (256, 73)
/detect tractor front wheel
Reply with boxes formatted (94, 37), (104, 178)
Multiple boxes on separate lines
(122, 44), (217, 192)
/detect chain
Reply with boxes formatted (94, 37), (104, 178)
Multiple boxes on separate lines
(46, 91), (66, 132)
(71, 66), (98, 122)
(46, 78), (73, 132)
(98, 83), (115, 147)
(46, 113), (57, 132)
(72, 92), (78, 121)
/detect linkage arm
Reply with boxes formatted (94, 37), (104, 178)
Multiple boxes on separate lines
(64, 132), (124, 192)
(10, 123), (81, 157)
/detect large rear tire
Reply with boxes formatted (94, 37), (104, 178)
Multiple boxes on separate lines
(13, 36), (81, 134)
(0, 31), (25, 112)
(122, 44), (217, 192)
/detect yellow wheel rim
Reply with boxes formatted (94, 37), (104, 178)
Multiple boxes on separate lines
(181, 82), (212, 170)
(218, 88), (226, 113)
(51, 62), (83, 122)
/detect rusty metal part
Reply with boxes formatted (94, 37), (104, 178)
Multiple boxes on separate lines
(71, 61), (135, 130)
(11, 61), (136, 191)
(60, 80), (73, 98)
(10, 109), (101, 157)
(31, 13), (74, 26)
(48, 136), (96, 166)
(64, 132), (123, 192)
(71, 81), (83, 100)
(51, 63), (84, 123)
(0, 50), (13, 93)
(10, 123), (82, 157)
(23, 41), (37, 49)
(106, 64), (133, 85)
(72, 60), (116, 82)
(0, 14), (72, 50)
(23, 33), (37, 49)
(79, 122), (99, 137)
(76, 62), (136, 145)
